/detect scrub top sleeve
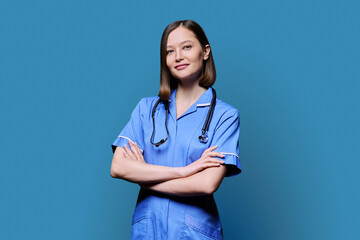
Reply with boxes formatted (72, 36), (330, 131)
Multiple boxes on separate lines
(111, 99), (145, 154)
(212, 109), (241, 177)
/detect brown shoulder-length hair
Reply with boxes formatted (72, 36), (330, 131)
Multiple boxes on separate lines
(158, 20), (216, 100)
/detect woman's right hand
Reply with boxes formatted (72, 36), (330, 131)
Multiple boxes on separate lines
(182, 145), (225, 177)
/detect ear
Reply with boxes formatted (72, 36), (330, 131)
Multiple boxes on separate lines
(203, 44), (211, 60)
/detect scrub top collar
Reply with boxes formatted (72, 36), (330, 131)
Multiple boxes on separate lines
(168, 87), (214, 121)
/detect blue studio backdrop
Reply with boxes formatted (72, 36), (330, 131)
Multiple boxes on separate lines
(1, 0), (359, 239)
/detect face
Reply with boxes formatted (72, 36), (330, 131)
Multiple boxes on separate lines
(166, 26), (210, 83)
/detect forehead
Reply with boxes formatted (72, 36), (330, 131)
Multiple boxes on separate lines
(167, 27), (198, 47)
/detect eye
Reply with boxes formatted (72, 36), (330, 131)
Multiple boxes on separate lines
(166, 50), (174, 55)
(184, 45), (192, 50)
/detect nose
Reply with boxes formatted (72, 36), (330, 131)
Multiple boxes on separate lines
(175, 49), (183, 61)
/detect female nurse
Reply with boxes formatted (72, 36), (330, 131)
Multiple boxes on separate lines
(110, 20), (241, 240)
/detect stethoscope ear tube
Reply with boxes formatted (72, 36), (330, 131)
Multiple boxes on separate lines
(199, 88), (216, 143)
(150, 99), (169, 147)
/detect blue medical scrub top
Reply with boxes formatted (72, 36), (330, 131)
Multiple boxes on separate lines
(112, 87), (241, 240)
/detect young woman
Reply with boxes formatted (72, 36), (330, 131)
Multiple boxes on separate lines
(111, 19), (241, 240)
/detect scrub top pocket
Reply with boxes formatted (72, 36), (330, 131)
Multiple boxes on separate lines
(181, 214), (222, 240)
(131, 208), (148, 240)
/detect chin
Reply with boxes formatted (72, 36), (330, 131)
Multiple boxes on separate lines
(173, 71), (200, 82)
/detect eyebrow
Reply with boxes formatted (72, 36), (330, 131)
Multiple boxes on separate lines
(167, 40), (194, 48)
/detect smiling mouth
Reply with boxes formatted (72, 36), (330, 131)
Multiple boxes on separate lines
(175, 64), (189, 70)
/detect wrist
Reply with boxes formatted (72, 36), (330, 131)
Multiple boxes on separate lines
(176, 167), (187, 178)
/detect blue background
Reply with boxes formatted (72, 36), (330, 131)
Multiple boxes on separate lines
(1, 0), (359, 239)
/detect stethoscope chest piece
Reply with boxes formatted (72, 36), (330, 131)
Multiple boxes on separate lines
(198, 132), (209, 143)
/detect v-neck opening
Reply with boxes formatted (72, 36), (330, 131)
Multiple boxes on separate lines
(169, 87), (212, 121)
(176, 103), (196, 120)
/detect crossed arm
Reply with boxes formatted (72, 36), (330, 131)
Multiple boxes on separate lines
(110, 141), (227, 196)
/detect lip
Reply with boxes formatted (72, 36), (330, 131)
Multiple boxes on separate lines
(175, 64), (189, 70)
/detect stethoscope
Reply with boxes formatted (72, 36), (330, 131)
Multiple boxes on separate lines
(150, 88), (217, 147)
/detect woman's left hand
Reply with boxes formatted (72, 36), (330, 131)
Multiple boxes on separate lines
(123, 141), (146, 164)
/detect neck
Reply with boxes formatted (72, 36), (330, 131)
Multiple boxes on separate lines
(176, 80), (207, 104)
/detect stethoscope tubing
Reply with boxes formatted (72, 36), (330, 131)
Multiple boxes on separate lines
(150, 88), (216, 147)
